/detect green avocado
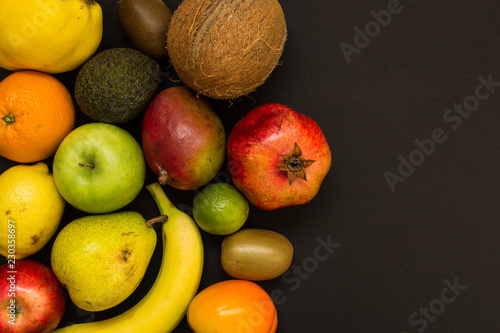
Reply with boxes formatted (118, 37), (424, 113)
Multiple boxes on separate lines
(75, 48), (161, 124)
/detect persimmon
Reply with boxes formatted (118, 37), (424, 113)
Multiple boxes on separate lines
(187, 279), (278, 333)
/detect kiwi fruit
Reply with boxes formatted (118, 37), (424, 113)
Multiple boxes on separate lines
(116, 0), (172, 60)
(221, 229), (294, 281)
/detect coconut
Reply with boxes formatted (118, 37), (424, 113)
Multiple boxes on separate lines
(166, 0), (287, 100)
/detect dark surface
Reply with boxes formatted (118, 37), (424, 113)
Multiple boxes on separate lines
(1, 0), (500, 332)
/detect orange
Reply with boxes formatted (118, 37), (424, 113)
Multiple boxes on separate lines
(0, 70), (75, 163)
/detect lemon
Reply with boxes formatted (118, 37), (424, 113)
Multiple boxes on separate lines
(0, 162), (65, 259)
(193, 183), (249, 235)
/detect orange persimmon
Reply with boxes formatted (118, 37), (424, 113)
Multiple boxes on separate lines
(187, 279), (278, 333)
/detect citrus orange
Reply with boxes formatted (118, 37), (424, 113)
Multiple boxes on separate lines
(0, 70), (75, 163)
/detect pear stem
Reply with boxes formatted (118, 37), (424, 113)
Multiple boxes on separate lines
(146, 215), (168, 228)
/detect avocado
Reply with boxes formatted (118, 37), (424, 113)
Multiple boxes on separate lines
(75, 48), (161, 124)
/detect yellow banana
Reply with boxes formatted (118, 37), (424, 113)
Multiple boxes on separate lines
(54, 182), (204, 333)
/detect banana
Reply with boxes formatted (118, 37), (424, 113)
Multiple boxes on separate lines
(54, 182), (204, 333)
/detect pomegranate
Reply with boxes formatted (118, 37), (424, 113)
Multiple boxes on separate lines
(141, 86), (226, 190)
(227, 103), (331, 210)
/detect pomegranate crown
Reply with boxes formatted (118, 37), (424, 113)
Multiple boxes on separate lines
(276, 142), (315, 185)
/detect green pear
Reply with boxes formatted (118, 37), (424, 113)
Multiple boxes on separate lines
(50, 211), (165, 312)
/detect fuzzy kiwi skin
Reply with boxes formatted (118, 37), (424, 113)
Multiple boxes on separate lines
(75, 48), (161, 124)
(221, 229), (294, 281)
(116, 0), (172, 60)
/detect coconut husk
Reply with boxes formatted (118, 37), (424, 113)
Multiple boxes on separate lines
(167, 0), (287, 100)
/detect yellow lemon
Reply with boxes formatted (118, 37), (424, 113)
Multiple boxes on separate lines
(0, 0), (103, 73)
(0, 162), (65, 259)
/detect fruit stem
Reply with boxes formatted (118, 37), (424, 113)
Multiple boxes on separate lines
(146, 182), (182, 219)
(2, 113), (15, 125)
(83, 0), (95, 7)
(14, 305), (22, 315)
(146, 215), (168, 228)
(158, 170), (170, 185)
(78, 163), (95, 169)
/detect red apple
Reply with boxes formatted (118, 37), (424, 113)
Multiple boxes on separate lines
(227, 103), (332, 210)
(0, 260), (66, 333)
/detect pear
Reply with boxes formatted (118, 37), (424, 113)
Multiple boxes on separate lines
(50, 211), (165, 312)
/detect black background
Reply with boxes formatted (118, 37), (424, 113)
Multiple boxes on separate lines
(1, 0), (500, 332)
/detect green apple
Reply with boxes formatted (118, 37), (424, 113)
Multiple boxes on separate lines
(53, 123), (146, 214)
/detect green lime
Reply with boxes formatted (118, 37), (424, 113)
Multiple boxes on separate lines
(193, 183), (250, 235)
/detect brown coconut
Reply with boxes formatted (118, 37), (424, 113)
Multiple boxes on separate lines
(166, 0), (287, 100)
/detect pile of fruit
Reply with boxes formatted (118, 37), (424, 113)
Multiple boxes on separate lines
(0, 0), (332, 332)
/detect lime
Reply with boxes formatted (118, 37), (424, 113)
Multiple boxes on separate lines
(193, 183), (249, 235)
